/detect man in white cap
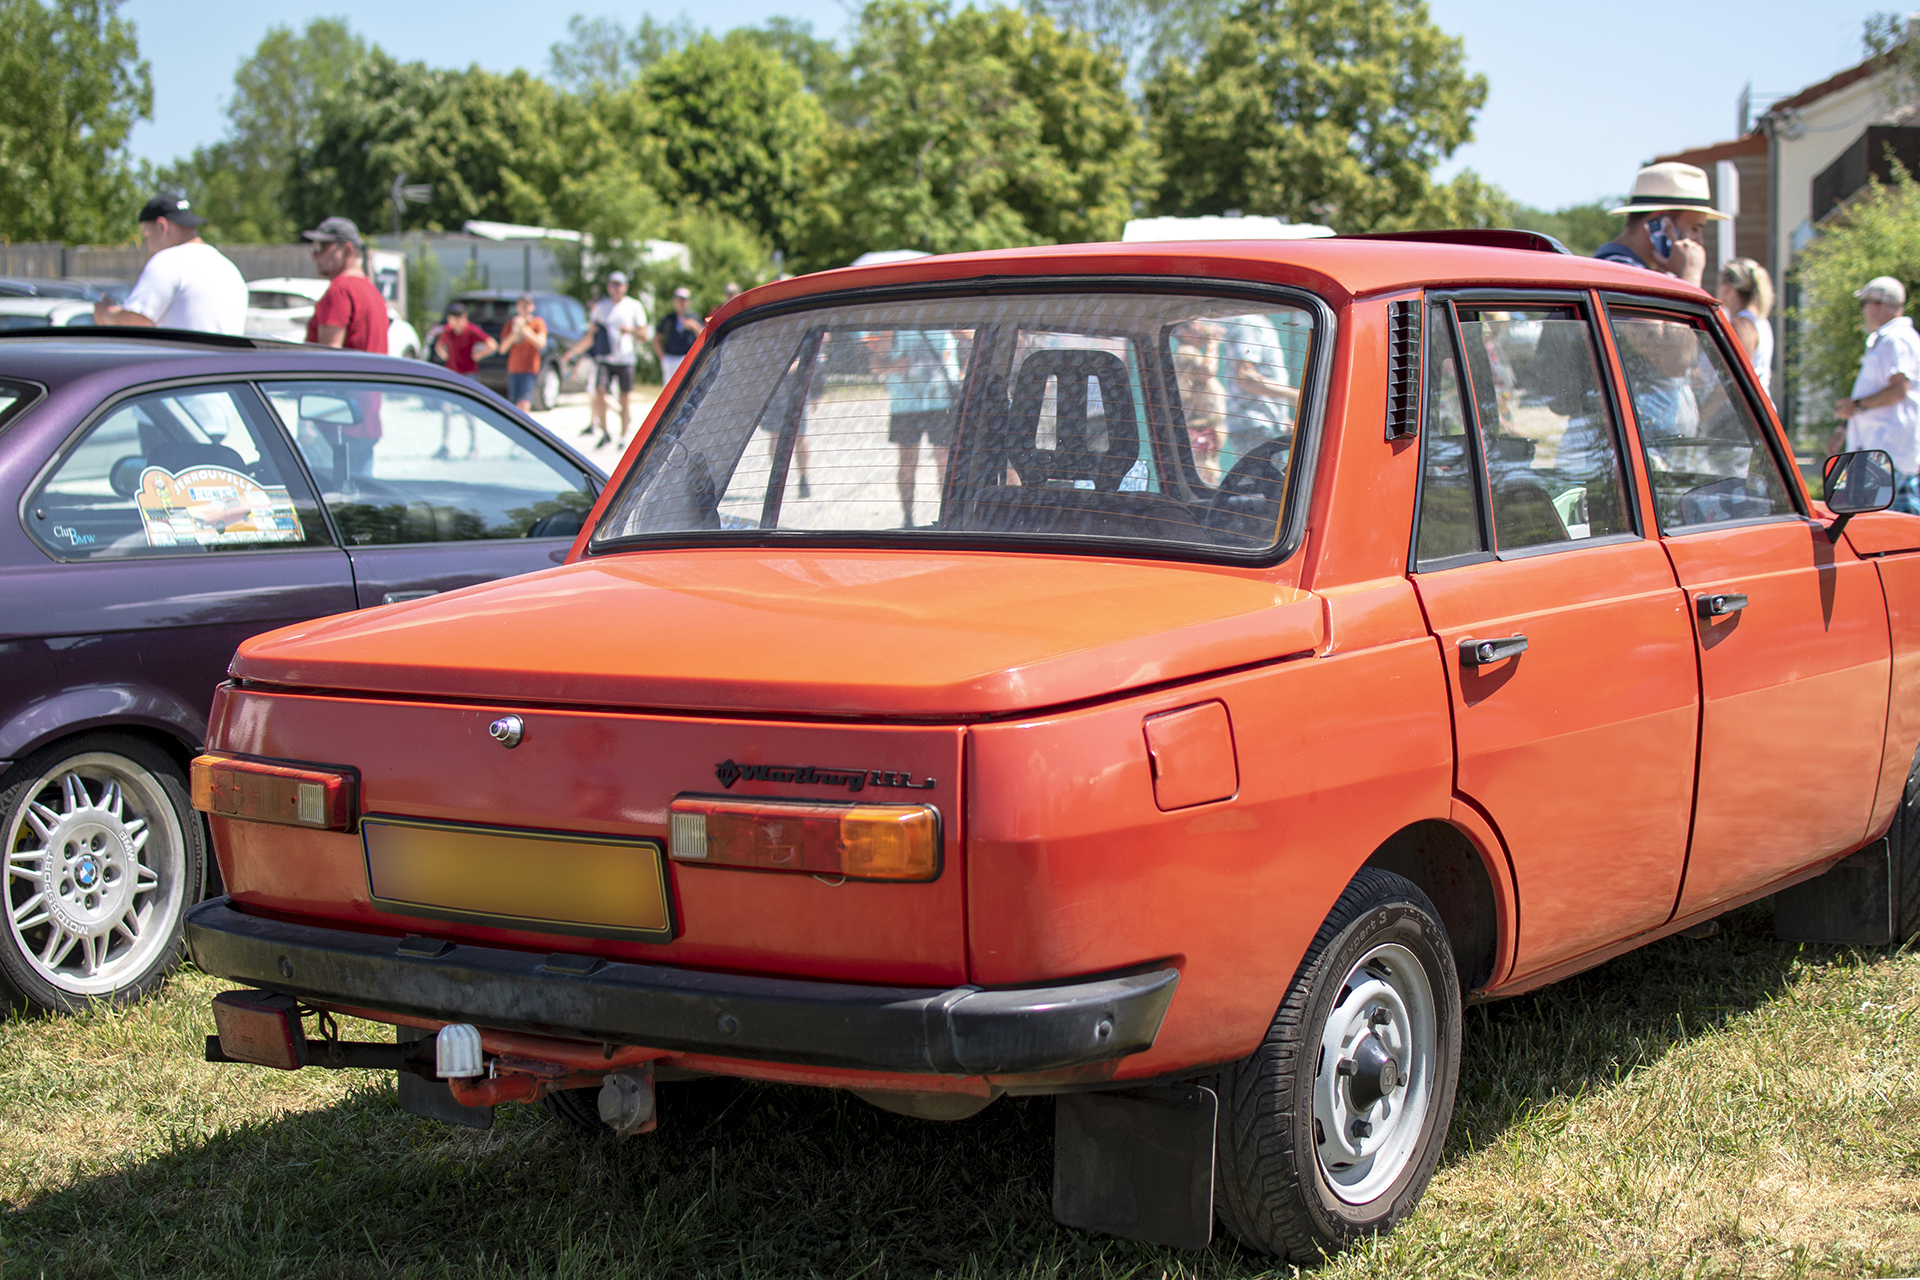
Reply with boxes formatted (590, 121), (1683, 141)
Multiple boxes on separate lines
(1592, 162), (1727, 289)
(92, 192), (247, 334)
(1834, 276), (1920, 514)
(564, 271), (649, 448)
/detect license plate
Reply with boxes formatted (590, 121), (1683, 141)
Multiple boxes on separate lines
(362, 817), (673, 942)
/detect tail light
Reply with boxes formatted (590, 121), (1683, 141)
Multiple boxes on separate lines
(669, 796), (940, 882)
(191, 753), (358, 831)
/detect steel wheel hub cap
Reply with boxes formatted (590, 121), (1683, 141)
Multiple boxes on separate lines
(1313, 941), (1437, 1204)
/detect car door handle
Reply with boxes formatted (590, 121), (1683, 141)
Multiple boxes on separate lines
(1459, 634), (1528, 668)
(1695, 592), (1749, 619)
(381, 590), (438, 605)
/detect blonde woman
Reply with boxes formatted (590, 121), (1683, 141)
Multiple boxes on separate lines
(1718, 258), (1774, 398)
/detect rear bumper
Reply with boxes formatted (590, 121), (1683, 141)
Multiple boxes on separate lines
(184, 898), (1179, 1076)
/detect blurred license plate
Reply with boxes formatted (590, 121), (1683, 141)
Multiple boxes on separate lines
(363, 817), (672, 942)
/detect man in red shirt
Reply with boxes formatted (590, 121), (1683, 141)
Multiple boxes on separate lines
(302, 216), (389, 478)
(303, 217), (389, 352)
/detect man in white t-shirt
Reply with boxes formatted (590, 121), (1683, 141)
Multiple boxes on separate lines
(1835, 276), (1920, 515)
(92, 193), (247, 335)
(564, 271), (651, 447)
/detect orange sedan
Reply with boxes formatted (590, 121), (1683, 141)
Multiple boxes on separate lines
(183, 233), (1918, 1262)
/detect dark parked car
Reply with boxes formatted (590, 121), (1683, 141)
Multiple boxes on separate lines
(0, 328), (604, 1013)
(430, 290), (592, 409)
(0, 277), (102, 302)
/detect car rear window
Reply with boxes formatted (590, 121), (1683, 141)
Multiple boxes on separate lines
(590, 290), (1319, 557)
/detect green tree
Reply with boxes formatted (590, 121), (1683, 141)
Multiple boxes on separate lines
(1509, 199), (1621, 257)
(1024, 0), (1228, 91)
(1145, 0), (1491, 232)
(546, 13), (696, 95)
(291, 51), (670, 247)
(1790, 167), (1920, 434)
(799, 1), (1152, 269)
(0, 0), (151, 244)
(628, 32), (827, 256)
(158, 18), (367, 242)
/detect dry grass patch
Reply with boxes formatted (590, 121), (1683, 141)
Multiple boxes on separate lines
(1, 904), (1919, 1277)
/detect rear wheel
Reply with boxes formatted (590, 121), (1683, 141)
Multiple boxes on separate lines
(1215, 868), (1460, 1262)
(0, 734), (203, 1013)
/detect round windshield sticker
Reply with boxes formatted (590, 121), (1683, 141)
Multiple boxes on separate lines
(135, 465), (305, 548)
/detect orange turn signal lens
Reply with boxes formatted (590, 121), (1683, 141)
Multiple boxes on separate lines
(669, 796), (940, 881)
(191, 753), (358, 832)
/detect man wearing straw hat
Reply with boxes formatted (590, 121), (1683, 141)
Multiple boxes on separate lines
(1592, 162), (1727, 288)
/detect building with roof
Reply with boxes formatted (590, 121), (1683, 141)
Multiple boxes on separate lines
(1653, 52), (1920, 427)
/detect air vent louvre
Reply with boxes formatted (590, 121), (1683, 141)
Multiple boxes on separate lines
(1385, 300), (1421, 440)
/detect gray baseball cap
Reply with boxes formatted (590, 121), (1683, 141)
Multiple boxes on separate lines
(302, 216), (364, 248)
(607, 270), (630, 286)
(1857, 276), (1908, 306)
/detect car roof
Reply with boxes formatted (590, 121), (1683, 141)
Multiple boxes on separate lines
(248, 277), (330, 299)
(704, 234), (1711, 329)
(452, 289), (573, 301)
(0, 298), (90, 316)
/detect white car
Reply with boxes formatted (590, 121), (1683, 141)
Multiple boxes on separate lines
(0, 298), (95, 330)
(245, 277), (423, 360)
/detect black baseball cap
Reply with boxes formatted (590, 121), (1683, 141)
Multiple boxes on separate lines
(302, 216), (364, 248)
(139, 192), (205, 227)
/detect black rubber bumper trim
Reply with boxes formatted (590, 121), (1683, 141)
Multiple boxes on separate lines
(184, 898), (1179, 1076)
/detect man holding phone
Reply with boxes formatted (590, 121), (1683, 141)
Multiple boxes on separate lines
(1593, 162), (1724, 288)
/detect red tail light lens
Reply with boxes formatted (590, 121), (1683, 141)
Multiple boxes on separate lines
(669, 796), (940, 881)
(191, 753), (357, 832)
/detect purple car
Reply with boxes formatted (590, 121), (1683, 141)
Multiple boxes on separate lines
(0, 328), (605, 1013)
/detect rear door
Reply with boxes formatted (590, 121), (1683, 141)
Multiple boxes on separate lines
(1409, 294), (1700, 976)
(13, 380), (353, 743)
(257, 378), (598, 609)
(1606, 301), (1892, 912)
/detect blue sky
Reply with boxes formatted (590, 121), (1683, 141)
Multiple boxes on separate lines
(125, 0), (1880, 212)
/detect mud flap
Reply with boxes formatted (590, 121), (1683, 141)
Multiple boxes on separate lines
(1775, 838), (1894, 946)
(1052, 1082), (1216, 1250)
(395, 1026), (492, 1130)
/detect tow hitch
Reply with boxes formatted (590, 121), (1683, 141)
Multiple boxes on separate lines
(206, 991), (660, 1135)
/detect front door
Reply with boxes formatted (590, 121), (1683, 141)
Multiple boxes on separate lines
(1410, 297), (1699, 976)
(257, 378), (597, 608)
(1608, 304), (1892, 913)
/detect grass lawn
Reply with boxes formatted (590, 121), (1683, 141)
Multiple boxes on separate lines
(3, 902), (1919, 1278)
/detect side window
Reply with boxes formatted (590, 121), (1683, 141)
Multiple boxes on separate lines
(1456, 306), (1633, 549)
(26, 383), (329, 560)
(1609, 310), (1796, 530)
(260, 380), (594, 545)
(1415, 305), (1485, 566)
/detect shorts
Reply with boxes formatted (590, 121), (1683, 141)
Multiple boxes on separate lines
(660, 353), (685, 383)
(595, 361), (635, 394)
(889, 409), (955, 448)
(507, 371), (538, 404)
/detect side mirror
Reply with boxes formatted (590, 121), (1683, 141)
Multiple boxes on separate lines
(297, 393), (363, 426)
(1822, 448), (1896, 543)
(108, 455), (146, 497)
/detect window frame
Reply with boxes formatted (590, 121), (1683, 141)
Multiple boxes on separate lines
(248, 372), (601, 549)
(1597, 292), (1808, 536)
(584, 275), (1338, 569)
(1410, 288), (1644, 574)
(18, 375), (340, 564)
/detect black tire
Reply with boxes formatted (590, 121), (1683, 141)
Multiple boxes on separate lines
(0, 733), (205, 1014)
(544, 1084), (611, 1133)
(1214, 868), (1461, 1262)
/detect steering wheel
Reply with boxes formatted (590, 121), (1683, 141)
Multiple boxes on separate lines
(1208, 434), (1292, 517)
